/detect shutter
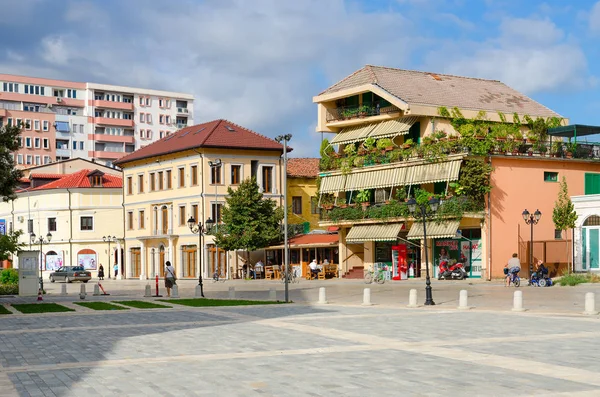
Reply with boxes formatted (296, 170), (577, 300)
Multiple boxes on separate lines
(585, 173), (600, 195)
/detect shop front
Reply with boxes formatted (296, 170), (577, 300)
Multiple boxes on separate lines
(432, 229), (482, 279)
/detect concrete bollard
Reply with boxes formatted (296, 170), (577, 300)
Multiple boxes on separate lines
(171, 284), (180, 298)
(407, 289), (418, 308)
(584, 292), (599, 315)
(512, 290), (525, 312)
(457, 289), (471, 310)
(228, 286), (236, 299)
(195, 284), (203, 297)
(318, 287), (328, 304)
(79, 283), (86, 300)
(269, 288), (277, 301)
(93, 284), (100, 296)
(362, 288), (373, 306)
(60, 284), (68, 296)
(144, 284), (151, 297)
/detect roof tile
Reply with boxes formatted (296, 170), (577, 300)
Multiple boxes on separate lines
(287, 158), (320, 178)
(30, 169), (122, 190)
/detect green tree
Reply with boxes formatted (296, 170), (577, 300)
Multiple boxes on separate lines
(0, 124), (23, 262)
(0, 229), (24, 262)
(214, 177), (284, 260)
(552, 176), (577, 273)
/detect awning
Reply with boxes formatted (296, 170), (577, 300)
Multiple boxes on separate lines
(330, 124), (375, 145)
(346, 223), (403, 243)
(55, 121), (70, 133)
(319, 174), (346, 193)
(406, 220), (460, 240)
(345, 167), (408, 191)
(548, 124), (600, 139)
(368, 117), (418, 139)
(405, 159), (461, 185)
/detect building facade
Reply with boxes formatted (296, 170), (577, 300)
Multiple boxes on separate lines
(0, 74), (193, 169)
(287, 158), (321, 232)
(114, 119), (285, 280)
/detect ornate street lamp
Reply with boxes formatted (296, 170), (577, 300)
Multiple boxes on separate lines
(187, 216), (214, 297)
(407, 197), (440, 305)
(522, 209), (542, 280)
(208, 159), (222, 280)
(275, 133), (292, 303)
(30, 231), (52, 293)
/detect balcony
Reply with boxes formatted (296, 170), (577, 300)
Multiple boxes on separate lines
(94, 117), (135, 127)
(176, 123), (187, 129)
(56, 147), (71, 158)
(88, 133), (135, 144)
(326, 104), (401, 123)
(177, 107), (189, 114)
(88, 150), (125, 160)
(92, 100), (134, 111)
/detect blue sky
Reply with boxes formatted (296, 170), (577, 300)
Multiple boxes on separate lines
(1, 0), (599, 157)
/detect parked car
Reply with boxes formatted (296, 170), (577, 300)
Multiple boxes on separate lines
(49, 266), (91, 283)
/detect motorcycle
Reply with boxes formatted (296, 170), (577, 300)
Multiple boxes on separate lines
(438, 260), (468, 280)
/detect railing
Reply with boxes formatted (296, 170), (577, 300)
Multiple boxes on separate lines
(326, 104), (401, 122)
(176, 123), (187, 129)
(177, 107), (188, 114)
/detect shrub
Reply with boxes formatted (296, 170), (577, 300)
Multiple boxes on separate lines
(0, 269), (19, 285)
(0, 284), (18, 295)
(558, 272), (600, 286)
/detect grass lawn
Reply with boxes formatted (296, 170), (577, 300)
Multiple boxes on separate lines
(0, 305), (12, 315)
(12, 303), (75, 314)
(74, 302), (129, 311)
(159, 298), (285, 307)
(114, 300), (171, 309)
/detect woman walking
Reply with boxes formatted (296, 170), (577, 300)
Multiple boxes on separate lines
(164, 261), (176, 297)
(98, 264), (105, 281)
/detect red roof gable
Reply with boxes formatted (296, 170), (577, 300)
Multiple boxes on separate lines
(30, 169), (122, 190)
(288, 233), (339, 246)
(29, 173), (65, 179)
(287, 158), (320, 178)
(114, 119), (284, 165)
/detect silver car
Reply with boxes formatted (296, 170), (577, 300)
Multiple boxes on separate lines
(49, 266), (92, 283)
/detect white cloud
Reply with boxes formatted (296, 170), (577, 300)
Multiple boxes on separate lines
(40, 35), (70, 66)
(590, 1), (600, 34)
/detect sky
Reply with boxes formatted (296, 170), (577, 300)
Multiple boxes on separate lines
(1, 0), (599, 158)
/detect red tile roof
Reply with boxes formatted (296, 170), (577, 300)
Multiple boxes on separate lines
(18, 177), (30, 183)
(288, 233), (339, 246)
(287, 158), (320, 178)
(114, 119), (285, 165)
(29, 173), (65, 179)
(30, 169), (122, 190)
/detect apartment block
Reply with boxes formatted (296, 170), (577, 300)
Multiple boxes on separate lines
(0, 74), (194, 169)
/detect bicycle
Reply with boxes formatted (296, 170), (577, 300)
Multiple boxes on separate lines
(212, 270), (226, 283)
(280, 266), (298, 284)
(506, 270), (520, 287)
(364, 268), (386, 284)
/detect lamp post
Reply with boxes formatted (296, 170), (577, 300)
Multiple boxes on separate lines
(187, 216), (214, 297)
(407, 197), (440, 306)
(30, 231), (52, 293)
(275, 134), (292, 303)
(522, 209), (542, 280)
(208, 159), (222, 280)
(103, 236), (117, 279)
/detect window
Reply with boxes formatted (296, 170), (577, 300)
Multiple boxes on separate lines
(17, 154), (23, 164)
(34, 120), (40, 131)
(73, 141), (78, 149)
(585, 173), (600, 195)
(165, 115), (170, 124)
(127, 211), (134, 230)
(34, 156), (40, 165)
(16, 118), (22, 128)
(48, 217), (57, 232)
(544, 172), (558, 182)
(191, 165), (198, 186)
(34, 137), (40, 148)
(43, 138), (49, 149)
(25, 137), (32, 148)
(212, 203), (222, 222)
(67, 89), (77, 98)
(7, 118), (13, 127)
(26, 155), (32, 165)
(192, 204), (198, 224)
(79, 141), (84, 150)
(159, 115), (164, 124)
(138, 174), (144, 193)
(231, 165), (241, 184)
(147, 114), (152, 123)
(262, 166), (274, 193)
(139, 96), (144, 105)
(28, 219), (33, 233)
(80, 216), (93, 231)
(149, 172), (155, 191)
(17, 137), (22, 147)
(127, 177), (133, 195)
(25, 119), (31, 130)
(44, 156), (51, 164)
(43, 120), (49, 131)
(166, 170), (172, 189)
(211, 165), (222, 184)
(158, 171), (164, 190)
(555, 229), (563, 239)
(140, 113), (145, 123)
(179, 205), (186, 226)
(292, 196), (302, 215)
(139, 210), (145, 229)
(159, 99), (164, 107)
(178, 167), (185, 188)
(310, 196), (321, 214)
(145, 97), (150, 106)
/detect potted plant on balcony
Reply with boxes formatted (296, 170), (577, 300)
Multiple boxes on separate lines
(343, 143), (357, 157)
(320, 194), (335, 210)
(433, 130), (447, 141)
(358, 105), (371, 118)
(403, 138), (414, 149)
(356, 189), (371, 209)
(551, 141), (563, 157)
(565, 142), (577, 159)
(363, 137), (377, 153)
(376, 138), (394, 153)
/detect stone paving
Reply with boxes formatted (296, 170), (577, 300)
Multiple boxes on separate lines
(1, 288), (600, 396)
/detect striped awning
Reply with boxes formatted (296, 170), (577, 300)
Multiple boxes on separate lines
(368, 117), (418, 139)
(319, 174), (347, 193)
(406, 220), (460, 240)
(346, 223), (404, 243)
(405, 160), (462, 185)
(345, 167), (408, 191)
(330, 124), (375, 145)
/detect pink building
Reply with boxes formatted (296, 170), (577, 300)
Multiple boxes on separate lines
(0, 74), (194, 169)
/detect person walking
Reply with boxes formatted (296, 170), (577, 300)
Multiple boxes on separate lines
(164, 261), (176, 297)
(98, 264), (105, 281)
(113, 263), (119, 278)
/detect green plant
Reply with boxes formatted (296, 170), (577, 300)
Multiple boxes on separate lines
(114, 300), (171, 309)
(0, 284), (18, 295)
(376, 138), (393, 150)
(0, 268), (18, 285)
(353, 156), (364, 167)
(553, 176), (577, 273)
(12, 303), (75, 314)
(319, 138), (334, 158)
(403, 138), (414, 148)
(433, 130), (447, 140)
(363, 137), (376, 152)
(356, 189), (371, 203)
(343, 143), (357, 156)
(557, 272), (600, 286)
(359, 105), (371, 115)
(456, 159), (493, 204)
(395, 186), (408, 201)
(0, 305), (11, 314)
(340, 159), (353, 174)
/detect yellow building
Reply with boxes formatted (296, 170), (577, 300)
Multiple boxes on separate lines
(113, 119), (285, 280)
(286, 158), (320, 232)
(0, 162), (124, 276)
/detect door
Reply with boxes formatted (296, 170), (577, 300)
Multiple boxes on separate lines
(209, 247), (226, 278)
(162, 206), (168, 235)
(131, 249), (141, 278)
(184, 247), (196, 278)
(586, 228), (600, 269)
(159, 246), (165, 277)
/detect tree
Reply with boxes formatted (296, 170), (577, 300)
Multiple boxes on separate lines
(214, 177), (284, 260)
(0, 230), (24, 262)
(0, 124), (23, 201)
(552, 176), (577, 273)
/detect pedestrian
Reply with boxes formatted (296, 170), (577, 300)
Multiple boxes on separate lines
(113, 263), (118, 278)
(164, 261), (176, 297)
(505, 253), (521, 287)
(98, 264), (105, 280)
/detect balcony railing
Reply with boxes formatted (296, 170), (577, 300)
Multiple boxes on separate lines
(177, 107), (188, 114)
(326, 104), (401, 122)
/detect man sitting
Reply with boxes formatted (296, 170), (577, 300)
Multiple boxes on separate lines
(309, 259), (320, 279)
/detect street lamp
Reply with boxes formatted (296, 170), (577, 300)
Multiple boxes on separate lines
(103, 236), (117, 279)
(30, 231), (52, 293)
(208, 159), (222, 280)
(522, 209), (542, 280)
(407, 196), (440, 306)
(187, 216), (214, 297)
(275, 133), (292, 303)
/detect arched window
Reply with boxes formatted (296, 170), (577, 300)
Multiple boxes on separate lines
(583, 215), (600, 226)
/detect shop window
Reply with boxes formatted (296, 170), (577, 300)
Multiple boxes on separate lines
(544, 172), (558, 182)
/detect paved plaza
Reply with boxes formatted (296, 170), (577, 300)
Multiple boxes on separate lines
(1, 279), (600, 396)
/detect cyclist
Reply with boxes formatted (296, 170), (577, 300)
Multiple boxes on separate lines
(505, 253), (521, 287)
